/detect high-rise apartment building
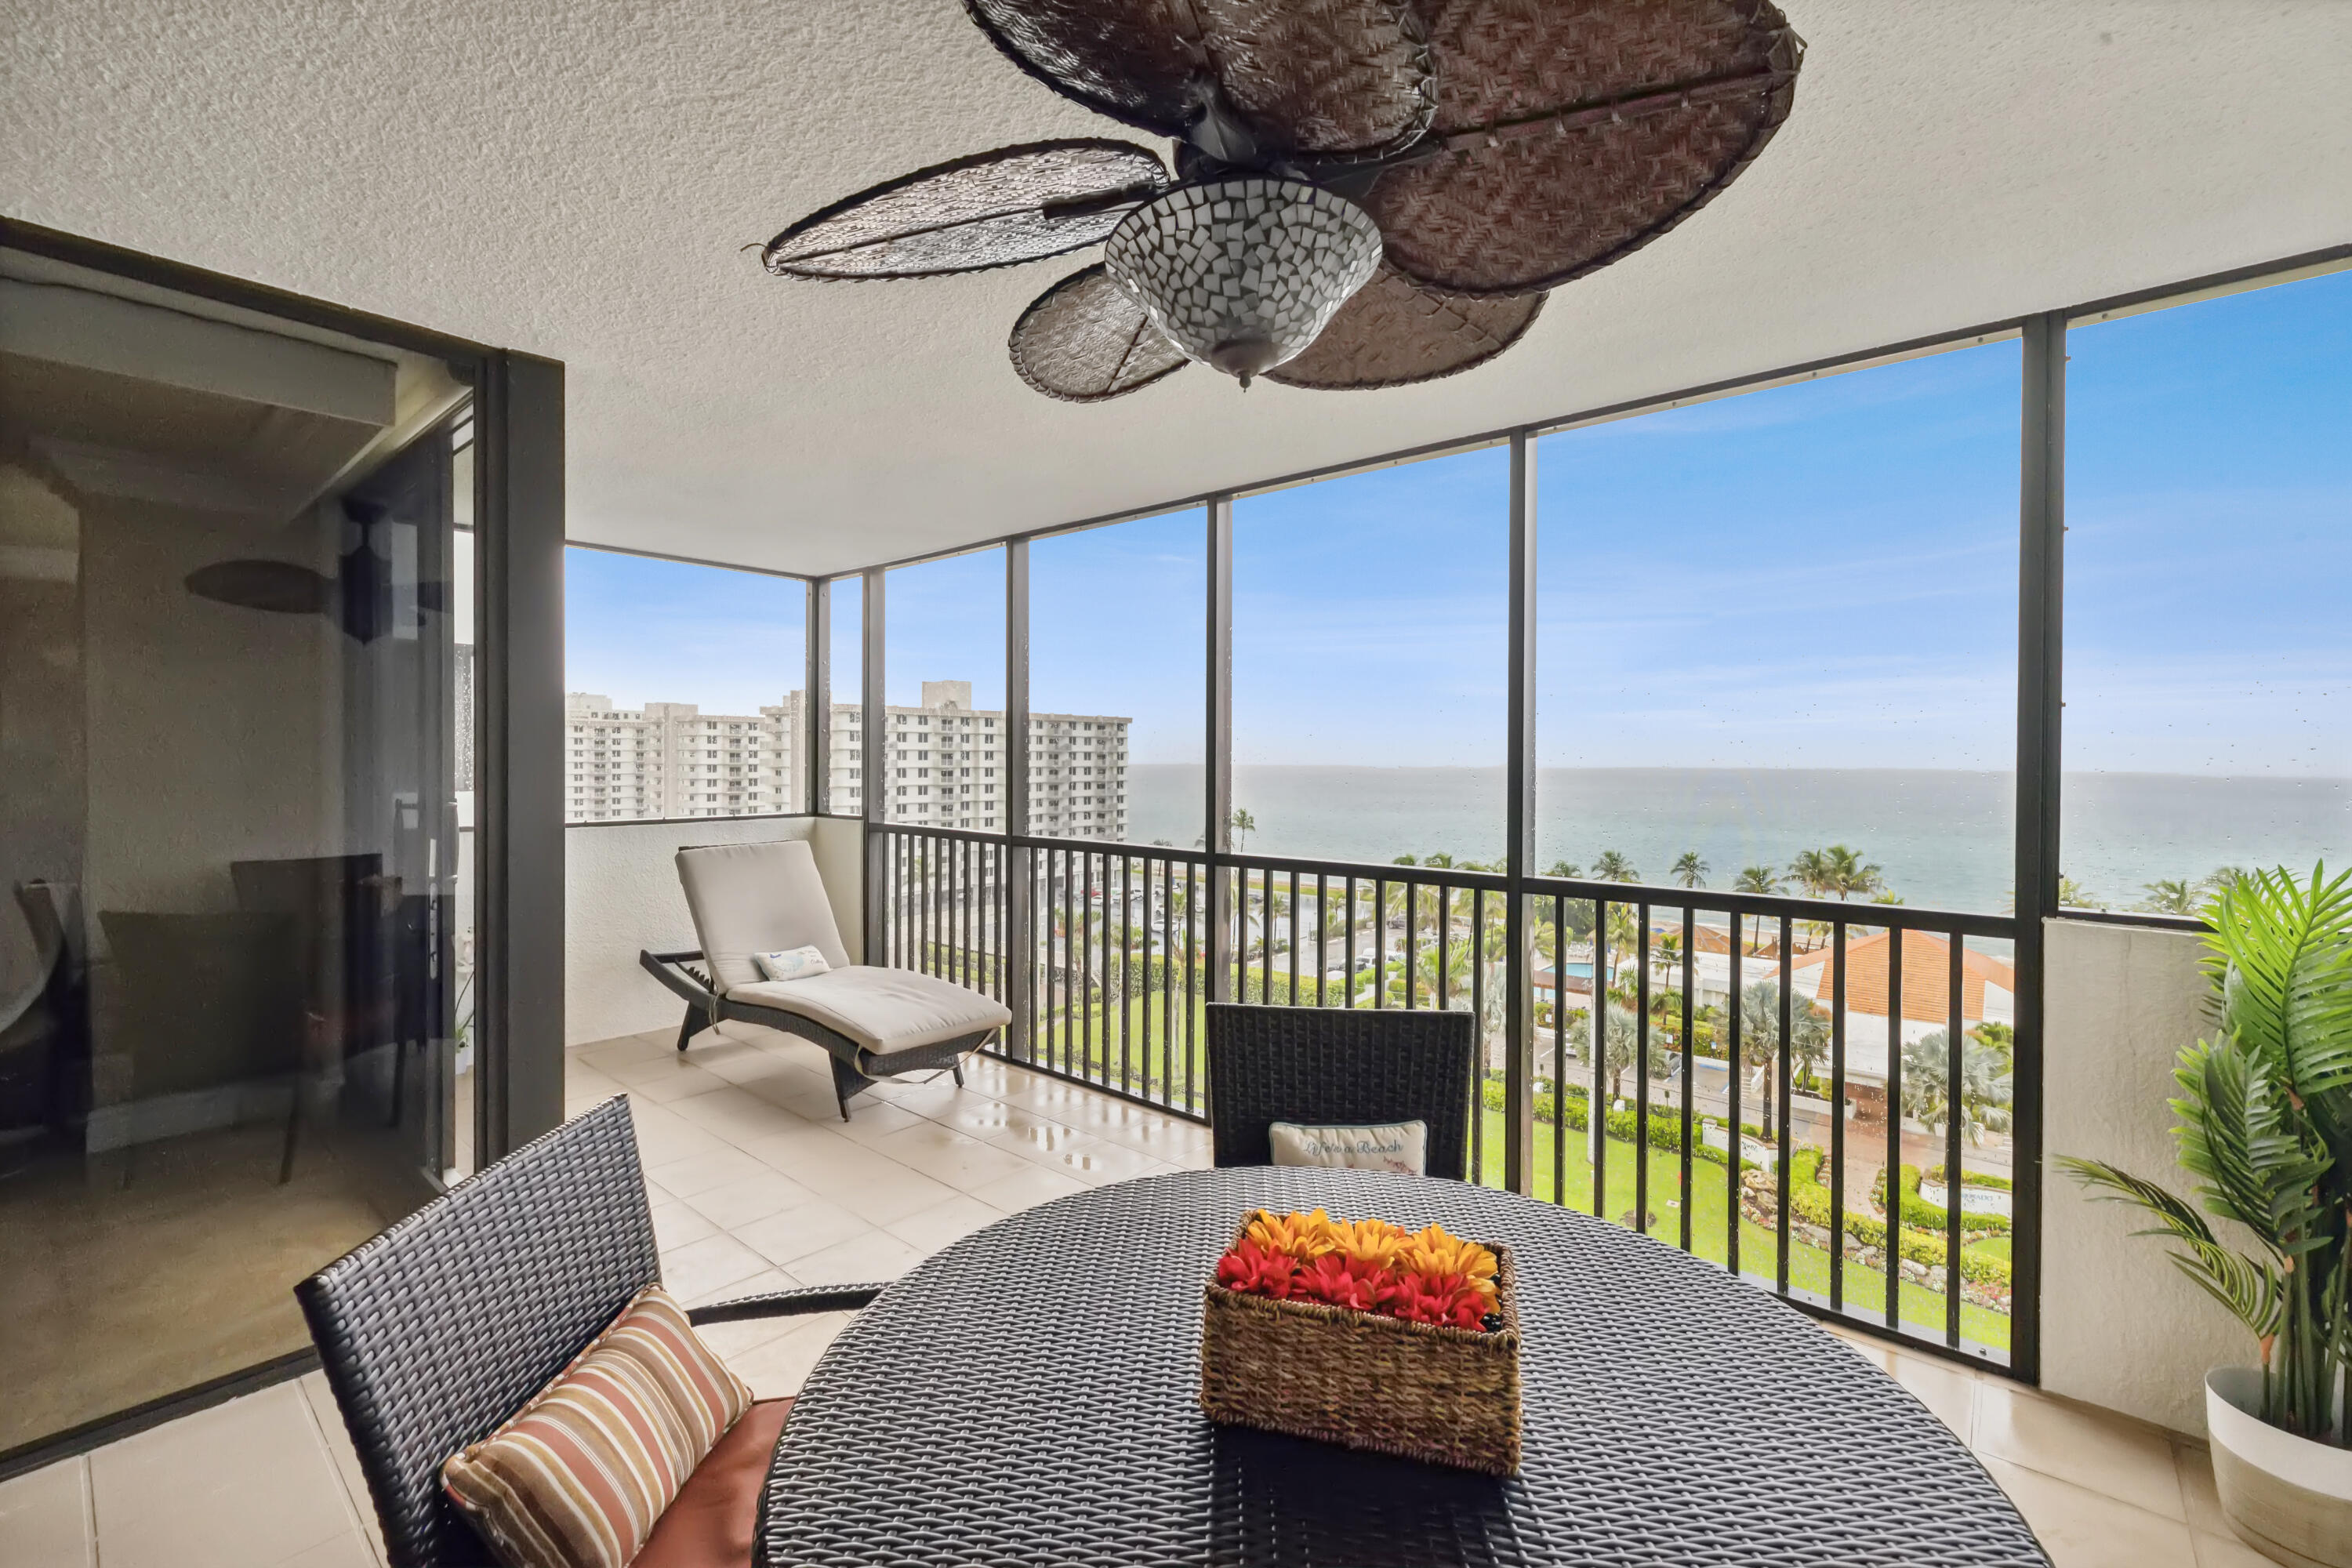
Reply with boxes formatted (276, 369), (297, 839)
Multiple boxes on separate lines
(564, 679), (1127, 836)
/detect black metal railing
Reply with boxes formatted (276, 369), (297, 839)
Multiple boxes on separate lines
(874, 822), (2024, 1367)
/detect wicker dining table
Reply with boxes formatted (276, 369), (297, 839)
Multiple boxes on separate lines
(756, 1165), (2049, 1567)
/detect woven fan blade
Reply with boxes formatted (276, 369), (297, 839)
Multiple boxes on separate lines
(1365, 0), (1803, 296)
(964, 0), (1432, 157)
(1009, 264), (1189, 401)
(1265, 265), (1544, 391)
(763, 140), (1167, 280)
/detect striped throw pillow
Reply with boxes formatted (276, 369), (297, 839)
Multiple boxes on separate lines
(442, 1287), (753, 1568)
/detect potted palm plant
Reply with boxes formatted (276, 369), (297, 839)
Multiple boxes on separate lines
(2063, 865), (2352, 1568)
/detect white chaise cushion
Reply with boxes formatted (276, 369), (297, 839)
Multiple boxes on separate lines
(729, 966), (1012, 1056)
(676, 839), (851, 995)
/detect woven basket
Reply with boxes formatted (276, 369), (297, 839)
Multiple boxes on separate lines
(1197, 1218), (1523, 1475)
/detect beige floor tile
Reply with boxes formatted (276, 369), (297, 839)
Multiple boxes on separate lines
(646, 1145), (770, 1198)
(682, 1170), (819, 1232)
(822, 1161), (965, 1228)
(884, 1195), (1007, 1254)
(601, 1052), (721, 1094)
(649, 1200), (719, 1251)
(1883, 1348), (1980, 1443)
(296, 1372), (384, 1565)
(924, 1095), (1061, 1142)
(967, 1163), (1091, 1213)
(668, 1086), (804, 1142)
(1981, 1455), (2198, 1568)
(278, 1530), (379, 1568)
(0, 1458), (93, 1568)
(574, 1035), (673, 1073)
(742, 1069), (853, 1123)
(763, 1136), (951, 1208)
(89, 1382), (360, 1568)
(1976, 1381), (2186, 1521)
(725, 1312), (855, 1401)
(733, 1200), (878, 1268)
(866, 1122), (1034, 1189)
(659, 1233), (773, 1301)
(2192, 1528), (2280, 1567)
(626, 1108), (730, 1169)
(829, 1100), (931, 1144)
(2172, 1441), (2230, 1539)
(786, 1229), (927, 1287)
(681, 1264), (803, 1309)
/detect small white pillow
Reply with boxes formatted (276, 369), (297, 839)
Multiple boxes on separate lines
(1269, 1119), (1428, 1176)
(751, 945), (831, 982)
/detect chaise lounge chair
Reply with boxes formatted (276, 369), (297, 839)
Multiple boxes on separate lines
(641, 839), (1011, 1120)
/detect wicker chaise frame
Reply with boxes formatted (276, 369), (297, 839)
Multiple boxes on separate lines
(1204, 1003), (1475, 1180)
(640, 947), (994, 1120)
(296, 1096), (884, 1568)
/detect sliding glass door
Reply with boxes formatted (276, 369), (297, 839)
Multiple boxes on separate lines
(0, 239), (486, 1456)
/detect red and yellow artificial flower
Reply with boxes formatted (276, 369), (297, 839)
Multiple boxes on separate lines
(1214, 1210), (1500, 1330)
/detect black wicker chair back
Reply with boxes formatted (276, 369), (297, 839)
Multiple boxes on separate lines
(295, 1096), (661, 1567)
(1204, 1004), (1475, 1181)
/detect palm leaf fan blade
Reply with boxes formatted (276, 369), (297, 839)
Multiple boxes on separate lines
(1264, 263), (1544, 390)
(762, 140), (1167, 280)
(962, 0), (1432, 157)
(1365, 0), (1803, 296)
(1008, 263), (1188, 401)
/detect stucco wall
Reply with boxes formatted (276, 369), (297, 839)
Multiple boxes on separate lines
(564, 815), (866, 1046)
(2041, 916), (2249, 1435)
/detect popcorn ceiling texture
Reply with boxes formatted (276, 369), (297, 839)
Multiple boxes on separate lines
(5, 1), (2350, 575)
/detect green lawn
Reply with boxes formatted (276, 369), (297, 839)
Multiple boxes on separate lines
(1024, 998), (2012, 1356)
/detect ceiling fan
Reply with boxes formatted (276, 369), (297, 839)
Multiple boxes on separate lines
(761, 0), (1802, 401)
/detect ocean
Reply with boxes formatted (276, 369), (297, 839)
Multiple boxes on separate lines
(1123, 765), (2350, 916)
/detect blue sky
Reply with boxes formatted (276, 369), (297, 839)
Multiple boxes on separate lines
(566, 268), (2349, 779)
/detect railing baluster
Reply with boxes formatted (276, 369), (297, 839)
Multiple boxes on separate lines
(1635, 902), (1650, 1234)
(1469, 887), (1485, 1186)
(1344, 877), (1358, 1008)
(1679, 905), (1694, 1254)
(1404, 881), (1419, 1011)
(1142, 856), (1156, 1105)
(1726, 907), (1742, 1278)
(1184, 858), (1198, 1111)
(1553, 894), (1567, 1208)
(1947, 930), (1965, 1348)
(1123, 853), (1137, 1094)
(1830, 920), (1849, 1312)
(1886, 924), (1905, 1330)
(1777, 915), (1795, 1294)
(1592, 897), (1606, 1221)
(1287, 869), (1301, 1007)
(1374, 882), (1388, 1010)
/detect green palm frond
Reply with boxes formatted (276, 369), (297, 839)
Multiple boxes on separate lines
(2060, 1156), (2287, 1335)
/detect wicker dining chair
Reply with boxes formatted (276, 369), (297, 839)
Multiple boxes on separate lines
(1203, 1004), (1475, 1181)
(296, 1094), (881, 1567)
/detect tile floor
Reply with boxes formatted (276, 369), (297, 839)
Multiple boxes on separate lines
(0, 1024), (2286, 1567)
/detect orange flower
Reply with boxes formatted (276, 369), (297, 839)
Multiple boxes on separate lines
(1294, 1252), (1390, 1312)
(1327, 1216), (1406, 1272)
(1399, 1224), (1498, 1285)
(1244, 1207), (1339, 1262)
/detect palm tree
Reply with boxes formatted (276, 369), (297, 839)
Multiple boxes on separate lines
(1227, 808), (1255, 852)
(1820, 844), (1885, 899)
(1733, 865), (1781, 954)
(1671, 851), (1708, 889)
(2138, 878), (2196, 916)
(1737, 979), (1832, 1136)
(1599, 1004), (1669, 1103)
(1788, 847), (1833, 899)
(1546, 859), (1583, 880)
(1900, 1027), (2014, 1143)
(1592, 850), (1639, 884)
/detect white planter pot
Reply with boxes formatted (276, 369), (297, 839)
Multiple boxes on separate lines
(2208, 1368), (2352, 1567)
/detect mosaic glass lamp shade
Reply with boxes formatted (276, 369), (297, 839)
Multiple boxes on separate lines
(1102, 180), (1384, 386)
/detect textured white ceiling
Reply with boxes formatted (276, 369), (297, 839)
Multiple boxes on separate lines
(5, 2), (2349, 577)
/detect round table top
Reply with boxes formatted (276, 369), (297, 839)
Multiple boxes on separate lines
(758, 1166), (2048, 1567)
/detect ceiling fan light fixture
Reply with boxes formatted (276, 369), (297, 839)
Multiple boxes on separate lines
(1102, 178), (1383, 387)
